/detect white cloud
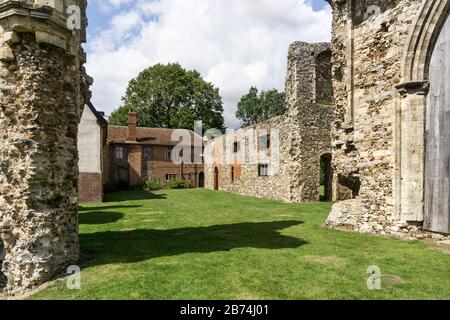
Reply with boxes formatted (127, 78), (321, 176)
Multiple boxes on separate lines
(87, 0), (332, 129)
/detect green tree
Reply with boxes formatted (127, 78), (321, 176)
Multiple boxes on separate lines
(109, 63), (225, 132)
(235, 87), (286, 127)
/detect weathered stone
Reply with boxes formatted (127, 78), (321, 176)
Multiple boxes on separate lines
(326, 0), (450, 239)
(0, 0), (90, 295)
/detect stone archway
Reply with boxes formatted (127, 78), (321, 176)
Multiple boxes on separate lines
(394, 0), (450, 224)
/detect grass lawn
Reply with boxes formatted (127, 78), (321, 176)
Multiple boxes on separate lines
(31, 189), (450, 300)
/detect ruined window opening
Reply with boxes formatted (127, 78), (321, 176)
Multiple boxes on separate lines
(319, 153), (333, 202)
(258, 164), (269, 177)
(231, 166), (235, 183)
(259, 134), (271, 150)
(233, 141), (240, 153)
(338, 174), (361, 199)
(315, 49), (333, 105)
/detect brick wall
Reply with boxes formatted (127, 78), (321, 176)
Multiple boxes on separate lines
(79, 172), (103, 203)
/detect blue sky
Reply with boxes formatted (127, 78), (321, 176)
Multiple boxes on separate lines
(85, 0), (332, 128)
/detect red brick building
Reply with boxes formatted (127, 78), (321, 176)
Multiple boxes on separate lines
(104, 112), (204, 191)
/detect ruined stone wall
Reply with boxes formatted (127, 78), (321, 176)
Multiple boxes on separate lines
(0, 0), (89, 293)
(205, 42), (333, 203)
(325, 0), (446, 238)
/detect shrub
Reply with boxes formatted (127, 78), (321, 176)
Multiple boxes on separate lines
(144, 179), (163, 192)
(166, 179), (188, 189)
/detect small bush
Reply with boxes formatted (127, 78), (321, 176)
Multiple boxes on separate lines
(144, 179), (163, 192)
(166, 179), (188, 189)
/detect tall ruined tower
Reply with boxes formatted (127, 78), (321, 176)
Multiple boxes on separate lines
(0, 0), (90, 293)
(284, 42), (334, 202)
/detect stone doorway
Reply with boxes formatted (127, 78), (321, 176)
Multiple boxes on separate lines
(320, 153), (333, 202)
(198, 172), (205, 188)
(214, 167), (219, 190)
(424, 11), (450, 234)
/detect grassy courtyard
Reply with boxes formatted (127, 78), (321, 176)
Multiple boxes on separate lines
(31, 189), (450, 300)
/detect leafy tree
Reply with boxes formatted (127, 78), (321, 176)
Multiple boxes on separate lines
(235, 87), (286, 127)
(109, 63), (225, 132)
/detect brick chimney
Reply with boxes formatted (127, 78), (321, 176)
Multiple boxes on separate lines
(127, 111), (137, 142)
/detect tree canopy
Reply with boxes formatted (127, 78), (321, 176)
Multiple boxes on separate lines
(235, 87), (286, 127)
(109, 63), (225, 132)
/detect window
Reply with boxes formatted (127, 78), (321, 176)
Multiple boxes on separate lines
(144, 148), (151, 161)
(115, 147), (124, 160)
(259, 134), (271, 150)
(231, 166), (235, 183)
(258, 164), (269, 177)
(166, 174), (176, 180)
(233, 141), (240, 153)
(165, 147), (173, 161)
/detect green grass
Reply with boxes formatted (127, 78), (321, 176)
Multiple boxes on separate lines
(31, 189), (450, 300)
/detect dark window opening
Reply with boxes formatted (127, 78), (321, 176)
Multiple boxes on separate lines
(231, 166), (235, 182)
(258, 164), (269, 177)
(233, 141), (240, 153)
(259, 134), (271, 150)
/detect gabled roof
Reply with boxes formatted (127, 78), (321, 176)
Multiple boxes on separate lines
(87, 102), (108, 127)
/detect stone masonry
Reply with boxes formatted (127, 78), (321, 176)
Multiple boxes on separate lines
(0, 0), (90, 294)
(326, 0), (450, 239)
(205, 42), (334, 203)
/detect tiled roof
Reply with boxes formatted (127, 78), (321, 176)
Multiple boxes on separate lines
(107, 125), (204, 146)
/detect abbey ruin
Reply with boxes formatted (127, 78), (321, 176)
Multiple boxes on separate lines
(0, 0), (449, 294)
(205, 42), (333, 203)
(326, 0), (450, 239)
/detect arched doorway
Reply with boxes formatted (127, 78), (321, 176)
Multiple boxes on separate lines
(198, 172), (205, 188)
(214, 167), (219, 190)
(424, 11), (450, 233)
(320, 153), (333, 201)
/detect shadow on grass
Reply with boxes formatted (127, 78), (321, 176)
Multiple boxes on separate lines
(80, 220), (306, 267)
(104, 190), (167, 202)
(79, 212), (125, 225)
(79, 205), (142, 212)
